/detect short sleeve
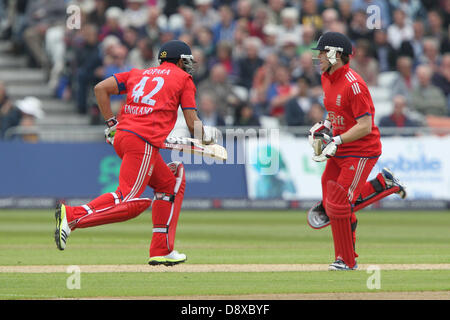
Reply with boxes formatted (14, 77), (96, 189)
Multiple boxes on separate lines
(180, 77), (197, 110)
(113, 71), (130, 94)
(348, 81), (373, 120)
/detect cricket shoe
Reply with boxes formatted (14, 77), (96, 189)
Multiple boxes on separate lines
(148, 250), (187, 266)
(328, 259), (358, 271)
(381, 168), (407, 199)
(307, 201), (330, 229)
(54, 203), (71, 250)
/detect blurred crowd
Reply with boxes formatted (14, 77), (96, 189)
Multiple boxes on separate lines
(0, 0), (450, 137)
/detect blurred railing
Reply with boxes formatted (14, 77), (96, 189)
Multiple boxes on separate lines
(4, 125), (450, 142)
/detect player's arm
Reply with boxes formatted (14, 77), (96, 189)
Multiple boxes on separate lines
(94, 76), (119, 121)
(182, 108), (220, 145)
(338, 114), (372, 144)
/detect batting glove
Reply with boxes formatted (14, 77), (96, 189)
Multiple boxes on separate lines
(308, 119), (332, 148)
(202, 126), (220, 145)
(104, 116), (118, 145)
(312, 135), (342, 162)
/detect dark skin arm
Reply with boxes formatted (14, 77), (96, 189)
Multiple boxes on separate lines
(94, 76), (119, 121)
(182, 108), (205, 140)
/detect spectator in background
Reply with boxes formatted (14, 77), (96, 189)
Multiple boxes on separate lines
(0, 81), (16, 138)
(267, 0), (286, 25)
(73, 24), (103, 114)
(22, 0), (66, 72)
(372, 29), (398, 72)
(140, 5), (164, 45)
(197, 63), (239, 118)
(387, 8), (414, 50)
(338, 0), (353, 26)
(234, 103), (260, 127)
(306, 101), (326, 125)
(193, 0), (220, 31)
(440, 24), (450, 54)
(278, 33), (300, 68)
(236, 37), (264, 90)
(292, 51), (322, 96)
(426, 10), (445, 42)
(321, 8), (339, 34)
(195, 26), (215, 60)
(99, 6), (124, 42)
(197, 92), (226, 127)
(285, 76), (313, 126)
(296, 24), (317, 56)
(266, 65), (295, 118)
(390, 0), (427, 21)
(14, 96), (44, 142)
(300, 0), (322, 31)
(190, 47), (209, 86)
(122, 0), (149, 29)
(399, 20), (425, 67)
(348, 10), (374, 42)
(278, 7), (303, 44)
(431, 53), (450, 113)
(230, 20), (250, 60)
(351, 39), (379, 86)
(95, 44), (132, 114)
(212, 5), (236, 46)
(248, 4), (270, 40)
(251, 52), (280, 112)
(411, 64), (447, 116)
(127, 37), (157, 69)
(86, 0), (108, 29)
(236, 0), (253, 23)
(260, 24), (279, 58)
(208, 40), (237, 79)
(378, 95), (420, 132)
(122, 26), (140, 51)
(418, 37), (442, 73)
(391, 56), (415, 102)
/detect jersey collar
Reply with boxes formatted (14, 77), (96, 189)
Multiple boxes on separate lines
(323, 63), (350, 83)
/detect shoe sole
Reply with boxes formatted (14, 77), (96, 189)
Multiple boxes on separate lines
(382, 168), (407, 199)
(148, 257), (187, 267)
(54, 203), (67, 251)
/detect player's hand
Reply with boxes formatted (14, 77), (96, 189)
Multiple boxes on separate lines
(202, 126), (220, 145)
(104, 116), (118, 145)
(312, 135), (342, 162)
(308, 120), (332, 148)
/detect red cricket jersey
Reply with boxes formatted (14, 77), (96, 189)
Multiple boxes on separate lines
(113, 62), (197, 148)
(321, 64), (381, 158)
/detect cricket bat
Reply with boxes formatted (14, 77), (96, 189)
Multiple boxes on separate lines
(163, 136), (227, 160)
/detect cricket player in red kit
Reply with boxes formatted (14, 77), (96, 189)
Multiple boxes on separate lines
(307, 32), (407, 270)
(54, 40), (220, 266)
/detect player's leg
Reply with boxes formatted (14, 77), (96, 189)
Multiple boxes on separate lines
(327, 157), (378, 270)
(148, 155), (186, 266)
(352, 167), (407, 212)
(307, 158), (340, 229)
(54, 132), (154, 250)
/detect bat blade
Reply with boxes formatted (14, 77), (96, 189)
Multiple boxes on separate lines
(163, 137), (227, 161)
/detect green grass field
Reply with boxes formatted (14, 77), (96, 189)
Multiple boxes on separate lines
(0, 209), (449, 299)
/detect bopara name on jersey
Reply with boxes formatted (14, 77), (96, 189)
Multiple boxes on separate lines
(142, 68), (171, 76)
(123, 104), (154, 115)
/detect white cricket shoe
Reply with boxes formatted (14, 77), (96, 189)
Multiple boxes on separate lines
(328, 259), (358, 271)
(54, 203), (71, 250)
(148, 250), (187, 266)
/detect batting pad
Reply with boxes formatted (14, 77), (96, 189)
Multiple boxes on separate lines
(326, 180), (356, 268)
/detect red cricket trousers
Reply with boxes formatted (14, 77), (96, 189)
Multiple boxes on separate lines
(65, 130), (180, 257)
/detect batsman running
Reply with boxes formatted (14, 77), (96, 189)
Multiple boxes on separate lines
(308, 32), (407, 271)
(54, 40), (220, 266)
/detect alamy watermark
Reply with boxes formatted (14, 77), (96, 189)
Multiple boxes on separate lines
(66, 265), (81, 290)
(366, 5), (382, 30)
(366, 265), (381, 290)
(66, 4), (81, 30)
